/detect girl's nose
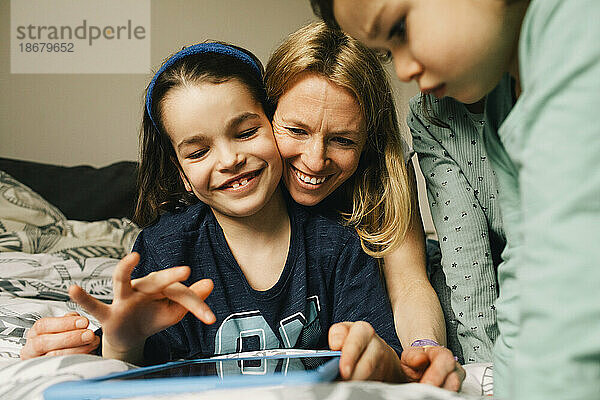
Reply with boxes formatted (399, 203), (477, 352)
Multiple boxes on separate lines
(216, 144), (245, 171)
(301, 137), (328, 172)
(392, 48), (423, 83)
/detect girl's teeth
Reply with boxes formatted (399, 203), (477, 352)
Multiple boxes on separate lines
(231, 178), (250, 189)
(310, 177), (317, 184)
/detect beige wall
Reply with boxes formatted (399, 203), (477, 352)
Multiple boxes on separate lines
(0, 0), (433, 234)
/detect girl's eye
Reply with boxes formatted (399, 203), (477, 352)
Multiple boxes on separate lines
(187, 148), (209, 159)
(238, 127), (259, 139)
(388, 16), (407, 41)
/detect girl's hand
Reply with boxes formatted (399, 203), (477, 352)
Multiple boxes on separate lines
(69, 252), (215, 361)
(328, 321), (403, 382)
(400, 346), (465, 391)
(20, 312), (100, 359)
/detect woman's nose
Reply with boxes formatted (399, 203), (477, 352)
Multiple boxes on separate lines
(392, 47), (423, 83)
(301, 138), (328, 172)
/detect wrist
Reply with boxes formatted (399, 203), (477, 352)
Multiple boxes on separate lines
(410, 338), (459, 362)
(102, 335), (145, 364)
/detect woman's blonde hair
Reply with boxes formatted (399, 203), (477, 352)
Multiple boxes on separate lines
(265, 21), (412, 257)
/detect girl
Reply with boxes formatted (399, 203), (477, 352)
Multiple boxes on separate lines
(58, 42), (460, 387)
(311, 0), (600, 399)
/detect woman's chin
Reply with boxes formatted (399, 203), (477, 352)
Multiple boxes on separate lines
(287, 186), (326, 207)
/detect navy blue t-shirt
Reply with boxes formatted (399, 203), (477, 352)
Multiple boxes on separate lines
(131, 198), (401, 364)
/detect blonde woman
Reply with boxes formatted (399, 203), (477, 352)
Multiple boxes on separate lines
(266, 22), (451, 359)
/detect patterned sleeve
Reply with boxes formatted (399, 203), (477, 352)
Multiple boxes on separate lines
(407, 98), (499, 363)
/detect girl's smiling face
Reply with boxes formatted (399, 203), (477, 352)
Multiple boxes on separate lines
(332, 0), (523, 103)
(162, 79), (282, 219)
(272, 73), (367, 206)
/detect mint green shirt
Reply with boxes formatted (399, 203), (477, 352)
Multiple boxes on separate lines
(485, 1), (600, 398)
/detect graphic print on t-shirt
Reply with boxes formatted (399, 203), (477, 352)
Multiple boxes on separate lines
(214, 296), (321, 355)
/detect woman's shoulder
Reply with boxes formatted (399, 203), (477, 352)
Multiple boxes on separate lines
(291, 201), (362, 255)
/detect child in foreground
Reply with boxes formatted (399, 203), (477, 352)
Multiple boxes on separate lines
(66, 42), (461, 387)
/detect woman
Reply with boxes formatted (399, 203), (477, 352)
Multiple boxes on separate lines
(22, 22), (453, 375)
(310, 0), (600, 399)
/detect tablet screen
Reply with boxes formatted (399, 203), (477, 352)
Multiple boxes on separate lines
(118, 354), (339, 380)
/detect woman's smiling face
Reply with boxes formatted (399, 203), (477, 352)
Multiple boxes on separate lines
(272, 73), (367, 206)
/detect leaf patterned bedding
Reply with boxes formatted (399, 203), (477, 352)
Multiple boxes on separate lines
(0, 170), (140, 361)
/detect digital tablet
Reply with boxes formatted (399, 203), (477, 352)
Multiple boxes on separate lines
(43, 350), (341, 400)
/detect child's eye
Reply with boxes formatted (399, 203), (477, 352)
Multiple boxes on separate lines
(388, 16), (407, 41)
(187, 148), (209, 159)
(238, 127), (259, 139)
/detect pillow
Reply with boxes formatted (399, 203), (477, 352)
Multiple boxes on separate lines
(0, 158), (138, 221)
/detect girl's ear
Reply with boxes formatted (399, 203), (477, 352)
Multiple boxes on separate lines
(171, 156), (193, 192)
(179, 169), (193, 192)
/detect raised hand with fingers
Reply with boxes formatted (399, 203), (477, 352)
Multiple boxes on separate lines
(20, 312), (100, 360)
(69, 252), (215, 364)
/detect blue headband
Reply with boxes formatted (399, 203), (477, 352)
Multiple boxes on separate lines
(145, 42), (263, 132)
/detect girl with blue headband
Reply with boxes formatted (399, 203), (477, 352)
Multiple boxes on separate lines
(26, 41), (457, 385)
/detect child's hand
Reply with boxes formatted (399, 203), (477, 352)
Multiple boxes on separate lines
(20, 312), (100, 359)
(328, 321), (403, 382)
(399, 346), (465, 391)
(69, 252), (215, 362)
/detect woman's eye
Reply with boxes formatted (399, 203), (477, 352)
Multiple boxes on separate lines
(238, 127), (259, 139)
(388, 17), (407, 41)
(288, 127), (307, 135)
(332, 137), (355, 146)
(188, 149), (208, 159)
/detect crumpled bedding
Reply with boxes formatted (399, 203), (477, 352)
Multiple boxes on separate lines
(0, 170), (140, 360)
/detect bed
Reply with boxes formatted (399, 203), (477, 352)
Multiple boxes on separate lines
(0, 157), (492, 399)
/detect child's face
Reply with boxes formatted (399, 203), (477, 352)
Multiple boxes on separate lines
(162, 79), (282, 218)
(332, 0), (520, 103)
(271, 73), (366, 206)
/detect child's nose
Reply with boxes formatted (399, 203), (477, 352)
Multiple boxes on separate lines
(217, 145), (245, 170)
(392, 48), (423, 83)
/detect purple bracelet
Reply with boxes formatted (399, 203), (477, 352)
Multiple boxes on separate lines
(410, 339), (459, 362)
(410, 339), (441, 347)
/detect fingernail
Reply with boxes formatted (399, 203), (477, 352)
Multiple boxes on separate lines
(81, 330), (94, 343)
(75, 318), (87, 329)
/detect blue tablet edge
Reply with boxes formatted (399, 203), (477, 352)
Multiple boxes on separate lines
(43, 352), (341, 400)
